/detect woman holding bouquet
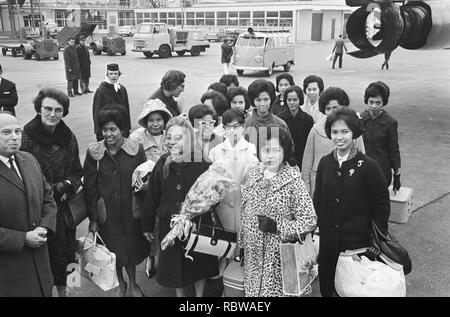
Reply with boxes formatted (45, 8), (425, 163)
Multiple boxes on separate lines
(141, 116), (219, 297)
(239, 127), (317, 297)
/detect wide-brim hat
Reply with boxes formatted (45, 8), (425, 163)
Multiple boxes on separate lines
(137, 99), (173, 128)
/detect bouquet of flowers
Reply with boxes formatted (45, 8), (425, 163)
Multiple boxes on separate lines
(160, 163), (236, 251)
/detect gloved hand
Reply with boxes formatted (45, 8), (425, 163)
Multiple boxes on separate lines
(53, 181), (71, 194)
(393, 174), (401, 192)
(257, 215), (277, 233)
(365, 236), (381, 261)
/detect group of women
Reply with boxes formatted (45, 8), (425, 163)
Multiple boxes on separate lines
(18, 70), (401, 297)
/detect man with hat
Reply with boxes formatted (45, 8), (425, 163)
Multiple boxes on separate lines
(92, 63), (131, 141)
(0, 64), (18, 116)
(76, 36), (92, 94)
(0, 112), (57, 296)
(63, 37), (81, 97)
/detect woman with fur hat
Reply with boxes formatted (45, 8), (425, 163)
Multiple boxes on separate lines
(360, 81), (401, 191)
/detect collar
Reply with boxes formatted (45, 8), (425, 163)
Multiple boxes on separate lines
(104, 77), (121, 92)
(360, 109), (392, 125)
(142, 129), (164, 149)
(312, 115), (328, 137)
(252, 163), (301, 192)
(0, 153), (11, 166)
(88, 137), (140, 161)
(222, 137), (250, 151)
(23, 115), (72, 146)
(305, 98), (319, 109)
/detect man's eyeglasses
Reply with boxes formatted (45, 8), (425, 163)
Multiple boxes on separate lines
(199, 120), (216, 126)
(42, 106), (63, 115)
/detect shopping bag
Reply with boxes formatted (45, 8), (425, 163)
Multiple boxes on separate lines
(280, 232), (318, 296)
(334, 248), (406, 297)
(76, 232), (119, 291)
(326, 53), (334, 61)
(223, 259), (245, 297)
(65, 186), (88, 229)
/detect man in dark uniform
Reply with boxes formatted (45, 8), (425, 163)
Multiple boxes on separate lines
(63, 37), (81, 97)
(92, 63), (131, 141)
(0, 65), (18, 116)
(76, 36), (93, 94)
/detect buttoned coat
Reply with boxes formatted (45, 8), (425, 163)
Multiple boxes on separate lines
(0, 77), (18, 115)
(313, 150), (390, 296)
(76, 44), (91, 79)
(63, 45), (80, 81)
(0, 151), (57, 297)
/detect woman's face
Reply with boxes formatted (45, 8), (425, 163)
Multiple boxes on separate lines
(306, 82), (320, 105)
(254, 91), (271, 117)
(198, 114), (215, 140)
(40, 97), (64, 130)
(286, 91), (301, 114)
(367, 95), (383, 116)
(260, 137), (284, 173)
(146, 112), (165, 135)
(102, 121), (124, 147)
(165, 125), (187, 156)
(278, 79), (291, 96)
(224, 119), (244, 145)
(230, 95), (246, 112)
(330, 119), (354, 154)
(325, 100), (341, 116)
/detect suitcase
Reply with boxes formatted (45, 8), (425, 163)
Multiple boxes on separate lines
(388, 186), (414, 224)
(222, 260), (244, 297)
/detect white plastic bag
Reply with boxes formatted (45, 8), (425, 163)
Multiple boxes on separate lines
(326, 53), (334, 61)
(334, 248), (406, 297)
(76, 232), (119, 291)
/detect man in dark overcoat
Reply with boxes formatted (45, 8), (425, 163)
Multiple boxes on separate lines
(76, 36), (92, 94)
(0, 65), (18, 116)
(92, 63), (131, 141)
(63, 37), (81, 97)
(0, 112), (57, 297)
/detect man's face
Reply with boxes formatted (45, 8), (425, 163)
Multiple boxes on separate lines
(69, 39), (75, 46)
(80, 39), (85, 46)
(107, 70), (120, 83)
(0, 114), (22, 157)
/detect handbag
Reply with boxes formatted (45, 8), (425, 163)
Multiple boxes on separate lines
(184, 210), (237, 260)
(65, 186), (88, 229)
(334, 248), (406, 297)
(371, 221), (412, 275)
(76, 232), (119, 291)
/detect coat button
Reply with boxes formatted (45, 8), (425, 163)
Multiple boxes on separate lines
(335, 198), (340, 203)
(335, 224), (339, 229)
(32, 221), (36, 227)
(176, 184), (182, 190)
(228, 202), (235, 208)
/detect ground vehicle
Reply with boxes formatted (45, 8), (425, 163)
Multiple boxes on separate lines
(132, 22), (210, 58)
(232, 28), (295, 76)
(117, 25), (136, 37)
(1, 38), (59, 60)
(43, 21), (59, 38)
(206, 28), (225, 42)
(91, 33), (126, 56)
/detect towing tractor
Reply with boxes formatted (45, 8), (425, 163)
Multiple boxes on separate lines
(132, 22), (210, 58)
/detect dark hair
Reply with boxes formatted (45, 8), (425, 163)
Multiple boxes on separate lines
(161, 70), (186, 91)
(283, 86), (304, 106)
(200, 90), (230, 117)
(275, 73), (295, 92)
(364, 81), (390, 106)
(97, 104), (127, 132)
(318, 87), (350, 114)
(325, 106), (363, 139)
(222, 108), (245, 125)
(258, 125), (294, 165)
(207, 82), (228, 98)
(33, 88), (70, 117)
(303, 75), (324, 93)
(188, 104), (219, 127)
(219, 74), (239, 88)
(227, 86), (251, 113)
(248, 79), (276, 107)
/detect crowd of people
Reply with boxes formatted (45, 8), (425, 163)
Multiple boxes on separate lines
(0, 62), (403, 297)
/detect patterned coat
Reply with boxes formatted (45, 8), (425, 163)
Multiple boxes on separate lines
(239, 164), (317, 297)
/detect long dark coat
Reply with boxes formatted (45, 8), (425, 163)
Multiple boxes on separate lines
(360, 109), (401, 185)
(0, 77), (18, 115)
(278, 108), (314, 169)
(20, 115), (83, 286)
(83, 138), (149, 267)
(313, 150), (390, 297)
(221, 42), (233, 64)
(140, 152), (219, 288)
(63, 45), (80, 81)
(92, 82), (131, 139)
(76, 44), (91, 79)
(0, 151), (57, 297)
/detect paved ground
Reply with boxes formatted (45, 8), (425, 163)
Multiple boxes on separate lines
(2, 38), (449, 297)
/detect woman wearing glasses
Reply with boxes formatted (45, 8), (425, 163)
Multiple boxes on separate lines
(188, 104), (224, 162)
(20, 88), (83, 297)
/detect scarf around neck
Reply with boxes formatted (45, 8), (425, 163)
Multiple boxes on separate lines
(332, 141), (358, 165)
(105, 76), (121, 92)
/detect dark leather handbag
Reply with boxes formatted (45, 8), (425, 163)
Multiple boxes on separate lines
(372, 221), (412, 275)
(66, 187), (88, 229)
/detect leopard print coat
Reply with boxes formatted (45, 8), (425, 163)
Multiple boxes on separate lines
(239, 163), (317, 297)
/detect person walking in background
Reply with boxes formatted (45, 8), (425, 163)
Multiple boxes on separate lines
(360, 81), (401, 191)
(302, 75), (326, 123)
(0, 112), (57, 297)
(20, 88), (83, 297)
(92, 63), (131, 141)
(76, 36), (92, 94)
(221, 38), (234, 75)
(84, 104), (149, 297)
(63, 37), (81, 97)
(148, 70), (186, 117)
(0, 65), (18, 116)
(332, 35), (347, 69)
(381, 50), (392, 70)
